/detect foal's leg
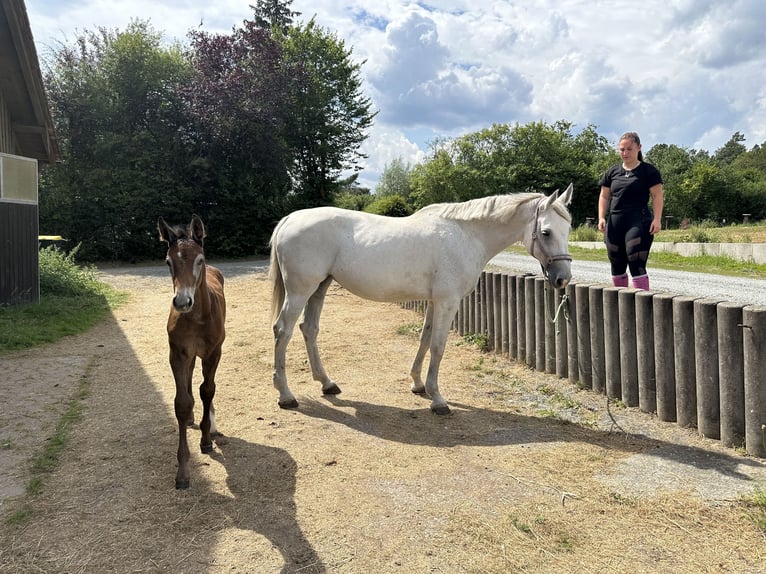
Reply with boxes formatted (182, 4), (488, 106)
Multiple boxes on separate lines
(409, 302), (433, 394)
(170, 346), (195, 489)
(299, 277), (340, 395)
(199, 344), (222, 454)
(423, 300), (460, 415)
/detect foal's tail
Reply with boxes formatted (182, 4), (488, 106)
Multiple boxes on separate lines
(269, 216), (288, 325)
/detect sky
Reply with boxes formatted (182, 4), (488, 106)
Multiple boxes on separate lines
(24, 0), (766, 191)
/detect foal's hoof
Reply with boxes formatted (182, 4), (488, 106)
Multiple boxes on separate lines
(411, 387), (427, 395)
(322, 383), (342, 396)
(200, 442), (214, 454)
(278, 398), (299, 409)
(175, 478), (190, 490)
(431, 404), (452, 416)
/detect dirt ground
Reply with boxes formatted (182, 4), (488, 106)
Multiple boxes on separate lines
(1, 259), (765, 574)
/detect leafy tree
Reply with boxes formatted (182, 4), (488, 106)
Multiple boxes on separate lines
(409, 147), (459, 208)
(251, 0), (300, 32)
(645, 144), (695, 223)
(183, 19), (293, 254)
(40, 21), (193, 261)
(375, 158), (413, 201)
(409, 121), (611, 223)
(278, 19), (377, 207)
(714, 131), (747, 167)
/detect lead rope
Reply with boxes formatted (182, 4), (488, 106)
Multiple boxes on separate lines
(544, 283), (570, 335)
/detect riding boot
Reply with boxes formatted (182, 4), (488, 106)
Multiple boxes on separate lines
(611, 273), (629, 288)
(631, 274), (649, 290)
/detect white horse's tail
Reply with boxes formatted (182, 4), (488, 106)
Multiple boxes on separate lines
(269, 216), (288, 325)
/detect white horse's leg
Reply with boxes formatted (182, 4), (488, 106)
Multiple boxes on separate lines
(424, 300), (460, 415)
(273, 296), (308, 409)
(409, 302), (433, 394)
(299, 277), (340, 395)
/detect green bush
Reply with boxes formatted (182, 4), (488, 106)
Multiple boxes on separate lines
(569, 224), (601, 242)
(364, 194), (412, 217)
(39, 245), (107, 297)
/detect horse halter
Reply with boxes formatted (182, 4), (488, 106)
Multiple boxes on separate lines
(530, 198), (572, 279)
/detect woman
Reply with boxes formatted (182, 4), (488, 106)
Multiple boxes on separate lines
(597, 132), (664, 290)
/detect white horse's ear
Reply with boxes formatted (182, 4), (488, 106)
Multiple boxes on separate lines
(542, 189), (559, 210)
(558, 183), (573, 206)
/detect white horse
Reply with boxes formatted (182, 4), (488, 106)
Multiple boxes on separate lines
(269, 184), (574, 415)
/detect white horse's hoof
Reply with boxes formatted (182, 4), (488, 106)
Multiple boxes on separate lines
(410, 384), (426, 395)
(430, 404), (451, 415)
(278, 398), (299, 409)
(322, 383), (342, 395)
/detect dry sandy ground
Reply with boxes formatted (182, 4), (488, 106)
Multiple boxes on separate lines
(0, 259), (765, 573)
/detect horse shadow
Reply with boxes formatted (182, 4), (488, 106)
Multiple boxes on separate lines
(296, 393), (764, 484)
(207, 436), (326, 574)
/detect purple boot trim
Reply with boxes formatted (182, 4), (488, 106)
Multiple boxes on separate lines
(632, 275), (649, 290)
(612, 274), (629, 287)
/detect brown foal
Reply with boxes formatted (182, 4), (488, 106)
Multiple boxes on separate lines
(158, 215), (226, 489)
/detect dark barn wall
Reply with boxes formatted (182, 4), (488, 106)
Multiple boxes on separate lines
(0, 201), (39, 304)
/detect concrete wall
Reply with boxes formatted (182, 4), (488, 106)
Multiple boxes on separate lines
(574, 241), (766, 265)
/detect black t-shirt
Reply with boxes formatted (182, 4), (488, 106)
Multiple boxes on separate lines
(599, 162), (663, 212)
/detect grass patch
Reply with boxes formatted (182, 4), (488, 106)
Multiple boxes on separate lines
(743, 488), (766, 535)
(0, 246), (127, 353)
(5, 359), (94, 525)
(461, 332), (491, 352)
(396, 321), (422, 338)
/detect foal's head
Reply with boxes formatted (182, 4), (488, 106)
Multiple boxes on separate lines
(158, 215), (208, 313)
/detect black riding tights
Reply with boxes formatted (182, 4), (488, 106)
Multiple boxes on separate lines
(605, 208), (653, 277)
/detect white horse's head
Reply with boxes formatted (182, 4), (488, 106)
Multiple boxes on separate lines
(525, 183), (573, 289)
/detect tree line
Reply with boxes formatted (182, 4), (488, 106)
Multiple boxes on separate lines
(40, 1), (374, 260)
(38, 1), (766, 262)
(367, 125), (766, 229)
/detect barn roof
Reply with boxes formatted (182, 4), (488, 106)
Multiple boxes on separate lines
(0, 0), (60, 164)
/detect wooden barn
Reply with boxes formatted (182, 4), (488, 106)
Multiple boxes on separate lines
(0, 0), (59, 305)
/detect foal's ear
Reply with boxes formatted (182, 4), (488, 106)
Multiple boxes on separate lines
(189, 214), (206, 245)
(158, 217), (175, 244)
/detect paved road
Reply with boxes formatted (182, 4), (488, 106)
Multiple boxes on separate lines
(488, 251), (766, 307)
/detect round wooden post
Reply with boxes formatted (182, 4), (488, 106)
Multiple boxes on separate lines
(717, 302), (745, 448)
(673, 296), (700, 429)
(508, 275), (518, 360)
(589, 285), (606, 395)
(500, 274), (509, 356)
(485, 272), (495, 352)
(524, 275), (536, 368)
(603, 287), (621, 400)
(535, 277), (546, 372)
(653, 293), (676, 422)
(635, 291), (656, 414)
(618, 289), (638, 407)
(743, 305), (766, 458)
(575, 283), (592, 389)
(555, 287), (569, 379)
(694, 298), (724, 440)
(515, 276), (526, 364)
(544, 282), (556, 374)
(565, 282), (579, 384)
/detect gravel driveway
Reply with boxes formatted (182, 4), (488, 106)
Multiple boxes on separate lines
(489, 251), (766, 306)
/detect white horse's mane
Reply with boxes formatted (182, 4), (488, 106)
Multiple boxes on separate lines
(415, 192), (570, 223)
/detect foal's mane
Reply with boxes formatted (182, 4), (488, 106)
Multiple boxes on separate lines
(167, 223), (204, 246)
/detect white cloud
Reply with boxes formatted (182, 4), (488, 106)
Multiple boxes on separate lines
(25, 0), (766, 187)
